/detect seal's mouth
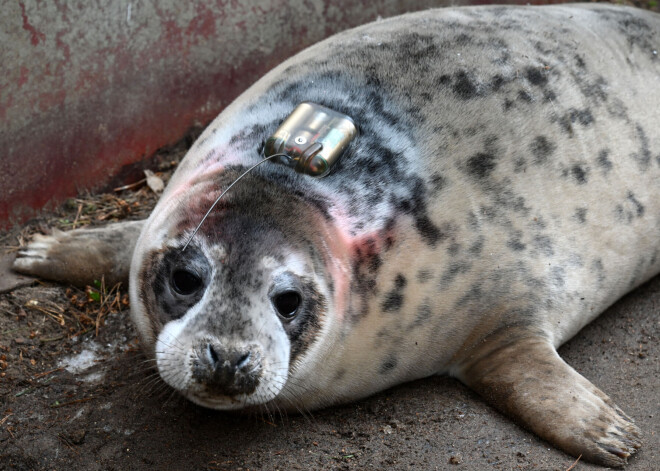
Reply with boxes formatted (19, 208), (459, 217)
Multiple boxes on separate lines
(182, 390), (261, 411)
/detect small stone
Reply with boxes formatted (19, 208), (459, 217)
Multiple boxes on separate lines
(69, 429), (86, 445)
(449, 455), (463, 464)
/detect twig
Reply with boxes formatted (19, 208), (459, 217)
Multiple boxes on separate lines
(50, 396), (97, 408)
(257, 416), (278, 427)
(15, 387), (33, 397)
(95, 276), (107, 337)
(33, 367), (64, 379)
(0, 413), (12, 426)
(0, 307), (16, 317)
(58, 433), (81, 455)
(72, 203), (83, 229)
(566, 454), (582, 471)
(114, 178), (146, 192)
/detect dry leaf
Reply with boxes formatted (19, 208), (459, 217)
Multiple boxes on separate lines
(144, 170), (164, 193)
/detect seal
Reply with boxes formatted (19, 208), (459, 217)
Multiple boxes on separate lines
(13, 4), (660, 467)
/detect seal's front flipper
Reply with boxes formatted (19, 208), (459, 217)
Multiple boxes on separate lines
(456, 332), (641, 467)
(12, 220), (144, 288)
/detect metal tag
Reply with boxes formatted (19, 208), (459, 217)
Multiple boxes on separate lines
(265, 102), (357, 177)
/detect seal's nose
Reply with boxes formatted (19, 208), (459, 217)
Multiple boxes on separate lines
(207, 344), (251, 372)
(192, 342), (262, 395)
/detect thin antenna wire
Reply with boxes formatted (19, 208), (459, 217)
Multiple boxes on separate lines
(181, 153), (288, 252)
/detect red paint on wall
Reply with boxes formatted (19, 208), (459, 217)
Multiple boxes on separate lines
(19, 2), (46, 46)
(1, 0), (575, 229)
(0, 38), (286, 227)
(17, 67), (29, 88)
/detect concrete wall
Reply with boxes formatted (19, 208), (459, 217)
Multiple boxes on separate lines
(1, 0), (553, 228)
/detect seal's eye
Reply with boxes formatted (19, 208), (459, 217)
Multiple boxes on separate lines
(273, 290), (301, 319)
(171, 269), (203, 296)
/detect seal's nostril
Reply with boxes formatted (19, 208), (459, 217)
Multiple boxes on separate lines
(207, 343), (220, 367)
(236, 351), (251, 370)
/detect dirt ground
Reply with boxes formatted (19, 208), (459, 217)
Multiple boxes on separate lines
(0, 136), (658, 471)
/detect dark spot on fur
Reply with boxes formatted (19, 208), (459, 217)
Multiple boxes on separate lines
(394, 274), (407, 290)
(576, 111), (595, 126)
(390, 178), (444, 247)
(453, 71), (478, 99)
(437, 74), (451, 86)
(551, 266), (565, 287)
(574, 208), (588, 224)
(467, 152), (497, 179)
(628, 191), (645, 217)
(490, 74), (506, 91)
(530, 136), (556, 165)
(533, 235), (554, 257)
(382, 275), (407, 313)
(440, 261), (472, 287)
(507, 235), (526, 251)
(469, 237), (484, 255)
(631, 124), (651, 170)
(415, 216), (443, 246)
(569, 253), (584, 268)
(557, 108), (595, 136)
(416, 303), (432, 324)
(368, 255), (383, 273)
(417, 269), (433, 283)
(430, 172), (448, 194)
(571, 164), (589, 184)
(525, 67), (548, 86)
(543, 89), (557, 102)
(517, 90), (532, 102)
(597, 149), (613, 173)
(408, 302), (433, 332)
(591, 259), (606, 286)
(379, 355), (398, 374)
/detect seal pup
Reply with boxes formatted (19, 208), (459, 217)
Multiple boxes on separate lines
(13, 4), (660, 467)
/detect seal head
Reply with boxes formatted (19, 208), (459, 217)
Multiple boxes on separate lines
(130, 169), (343, 409)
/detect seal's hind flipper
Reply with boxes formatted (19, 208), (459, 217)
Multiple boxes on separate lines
(12, 220), (144, 288)
(456, 332), (641, 467)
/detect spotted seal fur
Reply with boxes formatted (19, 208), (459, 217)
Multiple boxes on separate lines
(13, 4), (660, 467)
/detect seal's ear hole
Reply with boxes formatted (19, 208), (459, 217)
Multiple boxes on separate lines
(171, 269), (203, 296)
(272, 290), (302, 320)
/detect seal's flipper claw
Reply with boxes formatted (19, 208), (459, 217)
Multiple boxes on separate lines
(12, 220), (144, 288)
(456, 333), (641, 467)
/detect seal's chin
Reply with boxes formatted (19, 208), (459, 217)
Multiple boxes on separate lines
(182, 390), (276, 411)
(163, 371), (287, 410)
